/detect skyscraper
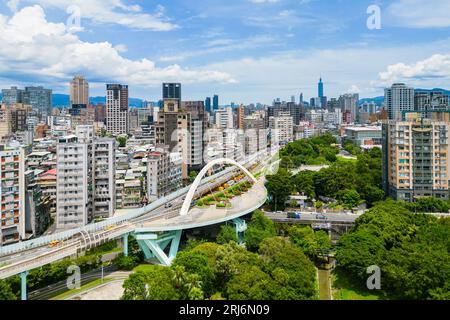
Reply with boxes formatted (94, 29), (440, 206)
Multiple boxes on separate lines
(163, 83), (181, 100)
(1, 87), (24, 105)
(213, 95), (219, 111)
(414, 91), (449, 119)
(70, 75), (89, 106)
(106, 84), (129, 135)
(23, 86), (52, 120)
(385, 83), (415, 120)
(237, 104), (245, 130)
(318, 78), (324, 98)
(205, 97), (212, 113)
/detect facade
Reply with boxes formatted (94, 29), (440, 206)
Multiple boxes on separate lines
(0, 104), (12, 141)
(0, 146), (25, 245)
(215, 107), (234, 129)
(163, 83), (181, 100)
(344, 126), (382, 146)
(237, 104), (245, 130)
(382, 116), (450, 201)
(339, 93), (360, 123)
(213, 95), (219, 111)
(23, 86), (52, 120)
(385, 83), (415, 120)
(147, 146), (182, 202)
(106, 84), (129, 135)
(414, 91), (449, 119)
(92, 139), (116, 219)
(56, 135), (91, 229)
(70, 75), (89, 106)
(269, 112), (294, 145)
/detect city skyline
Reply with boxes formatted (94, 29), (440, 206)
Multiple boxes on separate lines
(1, 1), (450, 104)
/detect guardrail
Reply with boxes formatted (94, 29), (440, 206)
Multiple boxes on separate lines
(0, 150), (274, 257)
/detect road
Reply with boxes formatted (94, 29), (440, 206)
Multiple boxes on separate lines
(265, 211), (361, 224)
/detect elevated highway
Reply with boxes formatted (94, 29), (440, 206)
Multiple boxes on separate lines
(0, 148), (278, 299)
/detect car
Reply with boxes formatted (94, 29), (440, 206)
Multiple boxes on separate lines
(276, 211), (284, 214)
(316, 214), (327, 220)
(165, 203), (173, 209)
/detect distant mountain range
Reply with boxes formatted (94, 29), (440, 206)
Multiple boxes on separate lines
(359, 88), (450, 106)
(1, 88), (450, 108)
(52, 94), (145, 108)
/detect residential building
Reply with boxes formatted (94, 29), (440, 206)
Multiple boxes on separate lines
(106, 84), (129, 135)
(382, 115), (450, 201)
(237, 104), (245, 130)
(56, 135), (91, 229)
(0, 145), (25, 245)
(385, 83), (415, 120)
(147, 146), (182, 202)
(414, 91), (449, 119)
(70, 75), (89, 106)
(344, 126), (382, 147)
(269, 112), (294, 145)
(215, 107), (234, 129)
(339, 93), (360, 123)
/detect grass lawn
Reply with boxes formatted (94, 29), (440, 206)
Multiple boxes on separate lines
(336, 156), (358, 164)
(50, 277), (114, 300)
(331, 268), (385, 300)
(132, 264), (155, 273)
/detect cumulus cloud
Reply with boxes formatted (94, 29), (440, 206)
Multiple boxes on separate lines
(10, 0), (178, 31)
(0, 6), (235, 89)
(378, 54), (450, 84)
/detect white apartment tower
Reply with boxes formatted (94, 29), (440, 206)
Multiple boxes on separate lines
(56, 135), (91, 229)
(215, 107), (234, 129)
(106, 84), (129, 135)
(385, 83), (415, 120)
(0, 146), (25, 245)
(269, 112), (294, 145)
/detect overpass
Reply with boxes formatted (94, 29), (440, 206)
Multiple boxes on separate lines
(0, 149), (277, 299)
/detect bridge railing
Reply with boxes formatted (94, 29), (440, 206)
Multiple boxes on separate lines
(0, 150), (272, 257)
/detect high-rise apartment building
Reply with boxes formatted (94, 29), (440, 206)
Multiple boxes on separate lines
(215, 107), (234, 129)
(385, 83), (415, 120)
(106, 84), (129, 135)
(56, 126), (116, 228)
(269, 112), (294, 145)
(237, 104), (245, 130)
(382, 114), (450, 201)
(56, 135), (92, 229)
(339, 93), (360, 123)
(70, 75), (89, 106)
(147, 145), (182, 202)
(414, 91), (449, 119)
(92, 138), (116, 219)
(0, 145), (25, 245)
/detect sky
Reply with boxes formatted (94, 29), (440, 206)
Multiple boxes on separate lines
(1, 0), (450, 104)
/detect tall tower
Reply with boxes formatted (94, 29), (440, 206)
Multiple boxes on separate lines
(384, 83), (414, 120)
(70, 75), (89, 106)
(318, 77), (324, 98)
(106, 84), (129, 135)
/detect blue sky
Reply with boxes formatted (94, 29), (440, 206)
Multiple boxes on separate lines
(1, 0), (450, 104)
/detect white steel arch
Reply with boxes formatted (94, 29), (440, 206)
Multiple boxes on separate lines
(180, 158), (258, 216)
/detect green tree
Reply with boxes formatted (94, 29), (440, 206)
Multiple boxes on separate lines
(337, 189), (361, 209)
(0, 280), (16, 300)
(189, 171), (199, 183)
(116, 136), (128, 148)
(225, 266), (273, 300)
(265, 169), (294, 211)
(245, 210), (277, 252)
(216, 225), (238, 245)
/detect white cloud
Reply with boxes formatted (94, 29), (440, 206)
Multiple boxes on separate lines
(160, 35), (276, 62)
(386, 0), (450, 28)
(12, 0), (178, 31)
(378, 54), (450, 84)
(0, 6), (235, 90)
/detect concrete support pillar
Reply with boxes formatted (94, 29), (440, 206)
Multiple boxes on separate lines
(123, 233), (129, 257)
(20, 271), (29, 301)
